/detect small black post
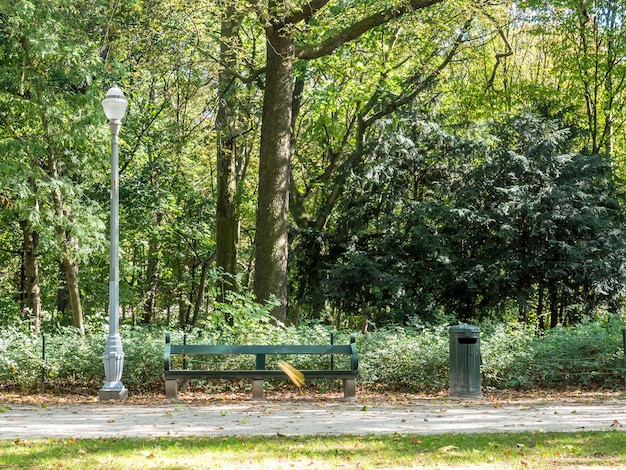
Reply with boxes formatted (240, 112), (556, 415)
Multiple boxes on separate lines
(182, 334), (188, 393)
(330, 333), (335, 370)
(623, 328), (626, 392)
(41, 333), (46, 394)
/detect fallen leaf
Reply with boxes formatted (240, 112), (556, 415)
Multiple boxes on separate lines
(277, 361), (305, 388)
(439, 445), (458, 453)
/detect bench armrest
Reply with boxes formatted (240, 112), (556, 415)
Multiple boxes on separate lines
(349, 333), (359, 371)
(164, 333), (172, 372)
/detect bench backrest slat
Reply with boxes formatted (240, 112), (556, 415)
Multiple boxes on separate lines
(168, 344), (352, 355)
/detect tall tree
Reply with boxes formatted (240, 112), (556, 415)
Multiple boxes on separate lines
(216, 2), (259, 305)
(251, 0), (448, 322)
(0, 0), (108, 334)
(567, 0), (626, 154)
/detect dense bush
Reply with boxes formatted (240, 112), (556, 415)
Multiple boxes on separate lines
(0, 317), (624, 395)
(481, 319), (626, 390)
(0, 323), (162, 394)
(357, 324), (449, 392)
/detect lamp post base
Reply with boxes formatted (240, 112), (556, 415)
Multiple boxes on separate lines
(101, 335), (126, 402)
(99, 387), (128, 401)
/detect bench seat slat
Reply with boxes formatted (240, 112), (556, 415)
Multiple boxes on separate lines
(164, 370), (358, 380)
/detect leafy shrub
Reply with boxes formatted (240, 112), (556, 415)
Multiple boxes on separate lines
(117, 326), (164, 392)
(42, 328), (103, 390)
(357, 325), (449, 392)
(481, 319), (625, 390)
(480, 322), (536, 389)
(0, 326), (43, 390)
(529, 327), (613, 388)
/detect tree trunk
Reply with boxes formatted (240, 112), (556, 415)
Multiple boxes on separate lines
(191, 260), (210, 328)
(63, 255), (84, 335)
(21, 221), (41, 333)
(253, 27), (294, 322)
(143, 212), (162, 324)
(33, 74), (85, 334)
(216, 3), (244, 304)
(142, 241), (159, 324)
(549, 287), (560, 329)
(537, 285), (545, 331)
(178, 298), (189, 329)
(49, 186), (84, 335)
(56, 261), (68, 315)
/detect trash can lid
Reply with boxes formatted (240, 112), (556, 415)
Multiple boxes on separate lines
(449, 324), (480, 334)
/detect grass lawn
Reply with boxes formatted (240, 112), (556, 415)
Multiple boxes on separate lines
(1, 431), (625, 469)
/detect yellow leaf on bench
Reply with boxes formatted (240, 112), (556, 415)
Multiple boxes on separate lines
(277, 360), (305, 388)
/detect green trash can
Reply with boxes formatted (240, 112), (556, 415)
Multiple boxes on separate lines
(449, 324), (482, 399)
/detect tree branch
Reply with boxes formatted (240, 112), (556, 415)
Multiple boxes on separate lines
(364, 17), (472, 127)
(483, 12), (513, 93)
(285, 0), (332, 25)
(310, 17), (471, 229)
(247, 0), (270, 30)
(295, 0), (445, 60)
(235, 66), (267, 84)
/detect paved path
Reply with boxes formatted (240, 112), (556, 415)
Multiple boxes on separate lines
(1, 397), (625, 439)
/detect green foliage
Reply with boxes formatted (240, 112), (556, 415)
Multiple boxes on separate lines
(42, 328), (103, 390)
(118, 326), (167, 392)
(481, 318), (626, 389)
(479, 322), (535, 389)
(357, 324), (450, 392)
(312, 112), (626, 327)
(0, 325), (43, 389)
(442, 113), (626, 323)
(1, 318), (624, 394)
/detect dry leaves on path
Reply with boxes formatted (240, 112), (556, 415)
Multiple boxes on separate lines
(0, 388), (623, 408)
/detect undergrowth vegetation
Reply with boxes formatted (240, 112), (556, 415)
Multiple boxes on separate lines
(0, 313), (624, 395)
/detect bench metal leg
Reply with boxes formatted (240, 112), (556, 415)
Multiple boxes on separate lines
(343, 379), (356, 399)
(165, 378), (178, 399)
(252, 379), (265, 400)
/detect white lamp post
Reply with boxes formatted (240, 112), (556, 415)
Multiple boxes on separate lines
(99, 85), (129, 401)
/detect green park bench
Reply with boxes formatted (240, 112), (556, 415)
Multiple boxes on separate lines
(163, 332), (359, 400)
